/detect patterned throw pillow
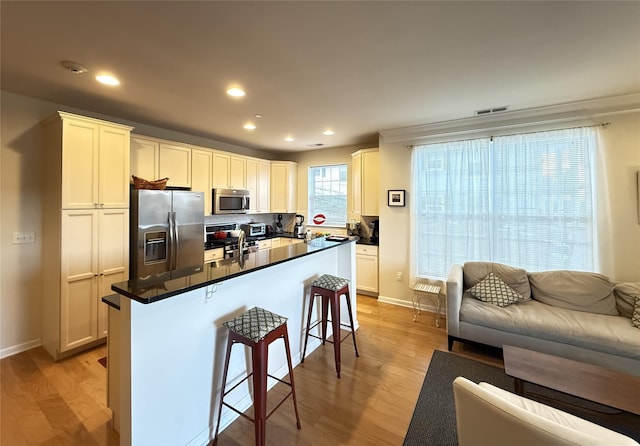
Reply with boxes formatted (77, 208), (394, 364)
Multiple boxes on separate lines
(633, 298), (640, 329)
(467, 272), (523, 307)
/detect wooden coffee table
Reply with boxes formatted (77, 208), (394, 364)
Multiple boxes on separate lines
(503, 345), (640, 416)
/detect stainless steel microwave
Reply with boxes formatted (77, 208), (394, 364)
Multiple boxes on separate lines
(212, 188), (250, 214)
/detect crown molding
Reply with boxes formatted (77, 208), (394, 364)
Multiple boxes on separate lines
(379, 93), (640, 144)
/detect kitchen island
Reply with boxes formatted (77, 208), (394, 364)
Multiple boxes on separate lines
(105, 236), (357, 446)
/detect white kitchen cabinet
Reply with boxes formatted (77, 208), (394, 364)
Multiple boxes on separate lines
(351, 148), (379, 217)
(191, 149), (213, 215)
(42, 112), (132, 360)
(270, 161), (298, 213)
(257, 239), (272, 250)
(159, 142), (191, 188)
(356, 244), (378, 295)
(230, 155), (246, 189)
(212, 152), (230, 188)
(45, 112), (131, 209)
(130, 136), (159, 183)
(58, 209), (128, 354)
(246, 158), (271, 213)
(271, 237), (282, 248)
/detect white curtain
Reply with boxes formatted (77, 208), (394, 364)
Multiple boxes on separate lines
(411, 126), (601, 280)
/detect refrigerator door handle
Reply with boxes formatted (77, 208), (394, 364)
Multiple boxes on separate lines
(172, 211), (179, 270)
(168, 211), (175, 270)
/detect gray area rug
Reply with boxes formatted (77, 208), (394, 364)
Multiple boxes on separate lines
(403, 350), (640, 445)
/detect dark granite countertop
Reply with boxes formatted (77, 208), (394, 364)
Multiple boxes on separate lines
(356, 237), (378, 246)
(108, 236), (357, 305)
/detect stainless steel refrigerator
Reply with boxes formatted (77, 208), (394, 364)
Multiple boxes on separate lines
(130, 189), (204, 282)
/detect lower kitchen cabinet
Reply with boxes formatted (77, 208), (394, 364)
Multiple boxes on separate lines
(44, 208), (129, 359)
(356, 244), (378, 295)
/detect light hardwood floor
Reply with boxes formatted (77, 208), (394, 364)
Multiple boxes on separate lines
(1, 295), (502, 446)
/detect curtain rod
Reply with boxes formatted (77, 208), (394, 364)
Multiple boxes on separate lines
(406, 122), (611, 149)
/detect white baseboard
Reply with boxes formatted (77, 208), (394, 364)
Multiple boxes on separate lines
(0, 338), (41, 359)
(377, 295), (445, 314)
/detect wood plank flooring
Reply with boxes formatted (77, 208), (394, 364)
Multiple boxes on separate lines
(1, 295), (502, 446)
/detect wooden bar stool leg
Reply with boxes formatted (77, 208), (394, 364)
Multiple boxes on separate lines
(344, 289), (359, 357)
(282, 329), (302, 429)
(213, 334), (236, 446)
(321, 293), (329, 344)
(329, 292), (341, 378)
(301, 293), (315, 363)
(252, 340), (268, 446)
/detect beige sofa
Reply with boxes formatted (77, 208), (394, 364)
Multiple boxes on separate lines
(453, 377), (639, 446)
(446, 262), (640, 376)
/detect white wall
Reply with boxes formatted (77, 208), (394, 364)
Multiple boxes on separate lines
(0, 91), (275, 356)
(378, 111), (640, 306)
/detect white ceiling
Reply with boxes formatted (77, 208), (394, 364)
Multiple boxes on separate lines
(2, 1), (639, 153)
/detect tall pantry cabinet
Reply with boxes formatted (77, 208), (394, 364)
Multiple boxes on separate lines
(42, 112), (133, 360)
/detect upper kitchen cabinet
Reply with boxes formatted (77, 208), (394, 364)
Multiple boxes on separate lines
(212, 152), (247, 189)
(131, 136), (192, 189)
(131, 136), (159, 183)
(270, 161), (298, 213)
(351, 148), (379, 216)
(246, 158), (271, 213)
(230, 155), (247, 189)
(159, 142), (191, 188)
(43, 112), (132, 209)
(191, 149), (214, 215)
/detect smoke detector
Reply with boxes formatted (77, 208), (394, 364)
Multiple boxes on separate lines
(61, 60), (88, 74)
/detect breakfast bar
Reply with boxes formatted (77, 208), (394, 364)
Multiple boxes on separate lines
(105, 236), (357, 446)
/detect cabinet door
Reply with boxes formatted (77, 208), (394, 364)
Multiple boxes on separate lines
(271, 162), (296, 213)
(97, 209), (129, 339)
(62, 118), (99, 209)
(61, 210), (99, 352)
(131, 136), (159, 182)
(351, 152), (362, 216)
(246, 159), (259, 213)
(99, 125), (130, 208)
(258, 161), (271, 213)
(230, 156), (246, 189)
(159, 143), (191, 188)
(192, 149), (213, 215)
(212, 152), (230, 188)
(356, 253), (378, 293)
(362, 151), (379, 216)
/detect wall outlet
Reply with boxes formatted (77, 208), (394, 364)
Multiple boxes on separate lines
(396, 271), (403, 281)
(12, 232), (35, 244)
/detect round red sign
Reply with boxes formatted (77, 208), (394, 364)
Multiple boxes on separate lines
(312, 214), (326, 225)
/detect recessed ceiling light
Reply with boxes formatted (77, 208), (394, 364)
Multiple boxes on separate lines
(227, 87), (245, 97)
(323, 130), (335, 136)
(96, 74), (120, 86)
(254, 113), (263, 118)
(284, 136), (294, 142)
(243, 122), (256, 130)
(61, 60), (88, 74)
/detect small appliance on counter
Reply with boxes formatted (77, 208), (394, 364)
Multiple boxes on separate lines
(346, 220), (361, 237)
(274, 214), (284, 234)
(370, 219), (380, 243)
(130, 189), (205, 282)
(240, 222), (266, 237)
(293, 214), (305, 238)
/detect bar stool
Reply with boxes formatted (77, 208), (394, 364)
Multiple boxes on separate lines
(301, 274), (359, 378)
(213, 307), (301, 446)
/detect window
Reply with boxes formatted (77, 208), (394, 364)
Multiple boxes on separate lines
(308, 164), (347, 226)
(412, 127), (598, 279)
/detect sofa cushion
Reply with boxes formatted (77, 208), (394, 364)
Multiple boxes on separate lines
(467, 272), (522, 307)
(528, 270), (617, 316)
(614, 283), (640, 319)
(633, 298), (640, 329)
(459, 296), (640, 359)
(463, 262), (531, 301)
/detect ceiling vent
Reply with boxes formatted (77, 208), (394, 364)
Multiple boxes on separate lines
(475, 106), (509, 116)
(306, 143), (324, 148)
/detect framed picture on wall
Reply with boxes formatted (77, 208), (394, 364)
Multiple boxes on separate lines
(388, 189), (406, 207)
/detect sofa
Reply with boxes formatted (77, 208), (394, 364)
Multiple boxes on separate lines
(453, 376), (639, 446)
(446, 262), (640, 376)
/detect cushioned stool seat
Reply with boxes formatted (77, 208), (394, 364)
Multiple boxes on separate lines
(213, 307), (301, 446)
(302, 274), (359, 378)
